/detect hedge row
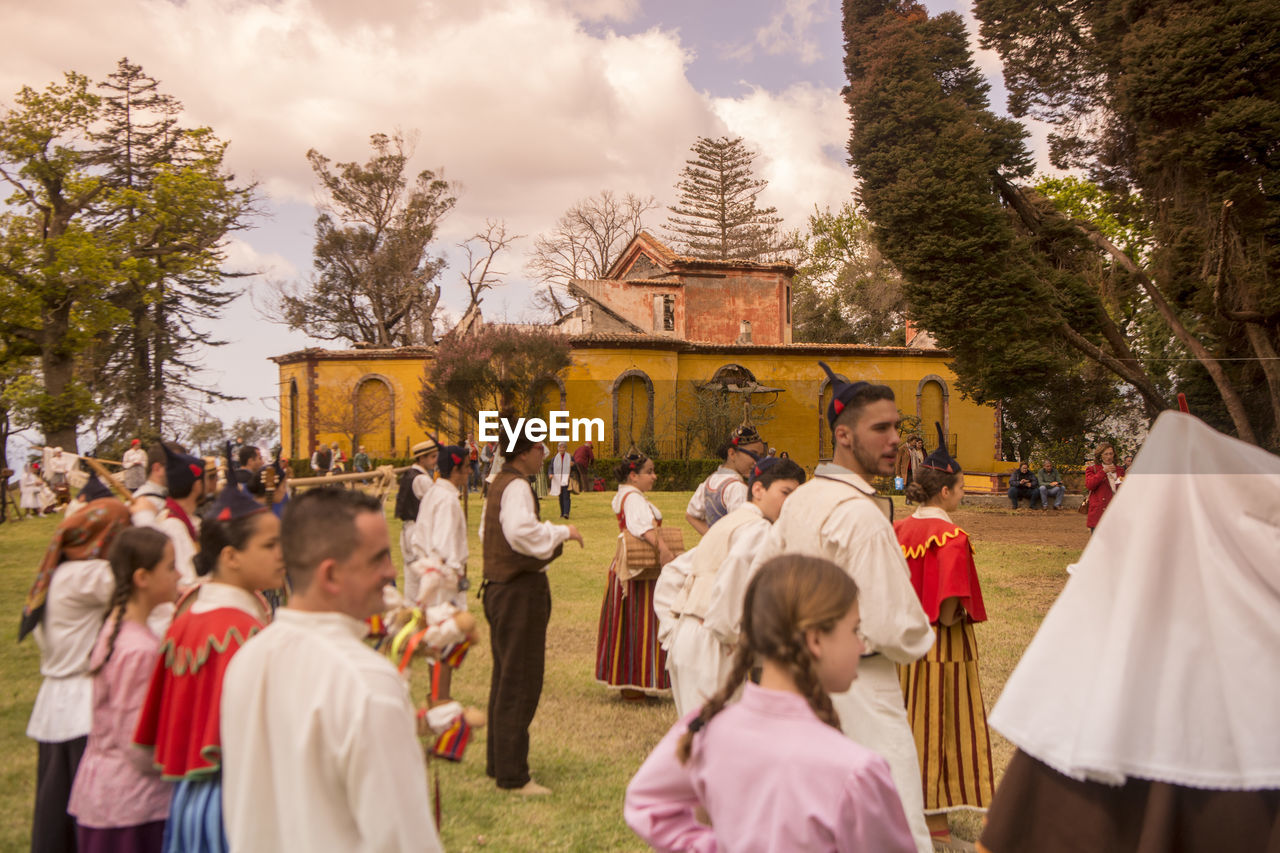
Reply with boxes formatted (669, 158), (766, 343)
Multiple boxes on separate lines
(288, 457), (410, 478)
(288, 455), (723, 492)
(586, 457), (722, 492)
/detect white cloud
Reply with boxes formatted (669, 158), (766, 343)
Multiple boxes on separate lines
(711, 83), (852, 229)
(727, 0), (829, 65)
(1, 0), (860, 427)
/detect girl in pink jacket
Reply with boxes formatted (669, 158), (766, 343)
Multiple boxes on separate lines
(625, 554), (916, 852)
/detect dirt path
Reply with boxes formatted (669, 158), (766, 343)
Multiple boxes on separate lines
(950, 505), (1092, 551)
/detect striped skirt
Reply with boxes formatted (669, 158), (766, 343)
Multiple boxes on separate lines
(899, 620), (995, 813)
(595, 564), (670, 692)
(162, 775), (227, 853)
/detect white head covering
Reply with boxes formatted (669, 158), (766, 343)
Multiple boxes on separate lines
(989, 411), (1280, 790)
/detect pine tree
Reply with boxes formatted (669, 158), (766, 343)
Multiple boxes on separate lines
(665, 136), (782, 261)
(843, 0), (1143, 451)
(88, 58), (256, 442)
(0, 63), (255, 450)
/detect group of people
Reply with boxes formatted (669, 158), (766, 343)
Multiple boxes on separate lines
(613, 370), (990, 851)
(1007, 444), (1130, 531)
(21, 373), (1278, 852)
(22, 439), (447, 853)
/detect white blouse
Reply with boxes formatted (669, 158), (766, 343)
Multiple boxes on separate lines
(27, 559), (114, 742)
(613, 484), (662, 538)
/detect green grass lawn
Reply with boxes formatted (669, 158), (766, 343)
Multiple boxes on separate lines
(0, 492), (1078, 852)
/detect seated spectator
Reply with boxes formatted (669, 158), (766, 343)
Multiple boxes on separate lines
(1008, 462), (1041, 509)
(1036, 460), (1065, 510)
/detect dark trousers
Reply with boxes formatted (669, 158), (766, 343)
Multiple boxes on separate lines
(33, 736), (87, 853)
(557, 489), (571, 518)
(1008, 484), (1041, 508)
(483, 572), (552, 789)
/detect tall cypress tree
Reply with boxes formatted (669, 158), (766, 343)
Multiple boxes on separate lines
(843, 0), (1152, 453)
(974, 0), (1280, 445)
(665, 136), (782, 261)
(88, 58), (256, 443)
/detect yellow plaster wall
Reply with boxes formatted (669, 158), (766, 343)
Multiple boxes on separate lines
(277, 356), (434, 461)
(280, 347), (999, 476)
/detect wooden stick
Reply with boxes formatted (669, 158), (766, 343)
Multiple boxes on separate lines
(81, 456), (135, 503)
(288, 466), (402, 488)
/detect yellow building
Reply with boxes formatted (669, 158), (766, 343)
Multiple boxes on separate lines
(272, 234), (1003, 477)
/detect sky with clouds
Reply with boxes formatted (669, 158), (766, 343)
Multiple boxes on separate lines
(3, 0), (1056, 444)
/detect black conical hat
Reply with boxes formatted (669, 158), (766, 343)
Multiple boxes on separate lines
(818, 362), (873, 429)
(921, 422), (961, 474)
(161, 441), (205, 496)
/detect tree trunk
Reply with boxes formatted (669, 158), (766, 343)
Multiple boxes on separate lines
(41, 300), (80, 451)
(1240, 322), (1280, 448)
(1079, 227), (1258, 444)
(996, 173), (1258, 444)
(150, 297), (166, 434)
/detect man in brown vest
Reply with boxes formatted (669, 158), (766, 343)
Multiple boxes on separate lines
(481, 422), (582, 795)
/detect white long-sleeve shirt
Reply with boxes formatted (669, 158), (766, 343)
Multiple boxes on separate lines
(27, 559), (114, 742)
(480, 476), (570, 560)
(752, 463), (932, 664)
(612, 484), (662, 538)
(221, 607), (443, 853)
(702, 514), (774, 647)
(412, 479), (468, 574)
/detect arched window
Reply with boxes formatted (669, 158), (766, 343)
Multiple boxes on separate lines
(915, 374), (951, 451)
(817, 369), (849, 460)
(288, 380), (300, 459)
(611, 370), (654, 454)
(354, 375), (395, 456)
(709, 364), (758, 391)
(533, 376), (567, 423)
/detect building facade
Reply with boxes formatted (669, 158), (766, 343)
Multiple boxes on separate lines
(273, 234), (1003, 475)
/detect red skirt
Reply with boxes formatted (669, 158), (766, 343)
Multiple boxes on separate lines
(594, 563), (670, 692)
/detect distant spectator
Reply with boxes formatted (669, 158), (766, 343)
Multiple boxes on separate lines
(1122, 453), (1134, 470)
(896, 435), (926, 491)
(121, 439), (148, 491)
(330, 442), (346, 474)
(1036, 460), (1065, 510)
(236, 446), (264, 489)
(310, 443), (331, 475)
(778, 451), (790, 460)
(1008, 462), (1041, 509)
(572, 440), (595, 493)
(352, 445), (371, 473)
(1084, 443), (1126, 532)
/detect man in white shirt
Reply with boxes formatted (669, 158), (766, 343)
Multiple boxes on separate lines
(121, 439), (148, 491)
(548, 442), (574, 519)
(129, 442), (169, 528)
(396, 438), (439, 604)
(751, 363), (935, 853)
(480, 422), (582, 795)
(221, 487), (443, 853)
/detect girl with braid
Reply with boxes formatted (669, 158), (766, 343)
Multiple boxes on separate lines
(69, 527), (180, 853)
(625, 555), (916, 852)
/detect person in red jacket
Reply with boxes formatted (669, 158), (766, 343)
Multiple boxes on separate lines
(571, 440), (595, 492)
(1084, 443), (1126, 532)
